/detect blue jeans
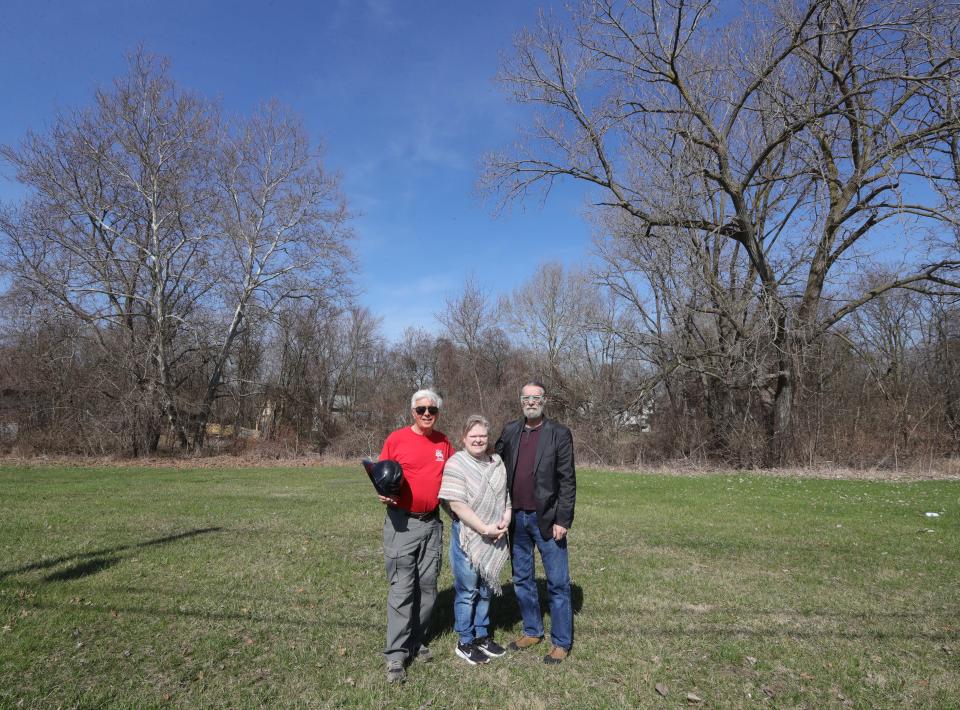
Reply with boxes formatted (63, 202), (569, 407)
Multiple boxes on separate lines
(450, 520), (492, 645)
(511, 510), (572, 649)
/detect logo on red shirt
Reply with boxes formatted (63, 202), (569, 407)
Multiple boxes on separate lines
(435, 449), (445, 461)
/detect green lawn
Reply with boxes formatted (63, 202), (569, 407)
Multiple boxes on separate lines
(1, 465), (957, 709)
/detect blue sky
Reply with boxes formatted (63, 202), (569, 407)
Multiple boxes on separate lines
(0, 0), (593, 340)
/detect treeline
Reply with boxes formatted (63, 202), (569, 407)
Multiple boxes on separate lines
(3, 0), (960, 469)
(1, 260), (958, 467)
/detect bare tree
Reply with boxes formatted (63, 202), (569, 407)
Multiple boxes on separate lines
(501, 262), (592, 388)
(0, 51), (216, 449)
(485, 0), (960, 463)
(195, 98), (353, 446)
(438, 276), (500, 411)
(0, 49), (354, 452)
(395, 327), (441, 390)
(922, 297), (960, 452)
(262, 303), (380, 450)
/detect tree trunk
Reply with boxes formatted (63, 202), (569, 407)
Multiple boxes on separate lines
(770, 358), (795, 466)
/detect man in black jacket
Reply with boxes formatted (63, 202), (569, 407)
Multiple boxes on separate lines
(495, 380), (575, 664)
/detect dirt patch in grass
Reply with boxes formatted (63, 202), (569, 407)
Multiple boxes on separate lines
(588, 459), (960, 481)
(2, 452), (959, 480)
(0, 452), (333, 471)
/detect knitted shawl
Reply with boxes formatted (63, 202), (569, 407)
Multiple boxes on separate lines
(439, 450), (510, 594)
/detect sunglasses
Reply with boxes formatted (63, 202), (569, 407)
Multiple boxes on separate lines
(414, 406), (439, 416)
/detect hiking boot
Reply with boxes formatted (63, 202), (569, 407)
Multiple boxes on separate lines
(385, 659), (406, 683)
(543, 646), (569, 664)
(508, 634), (543, 651)
(414, 645), (433, 663)
(455, 641), (490, 665)
(474, 636), (506, 658)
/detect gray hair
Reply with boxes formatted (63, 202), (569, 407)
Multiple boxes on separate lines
(461, 414), (491, 440)
(410, 388), (442, 409)
(520, 380), (547, 397)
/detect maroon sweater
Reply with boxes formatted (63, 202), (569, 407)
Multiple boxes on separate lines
(511, 423), (542, 511)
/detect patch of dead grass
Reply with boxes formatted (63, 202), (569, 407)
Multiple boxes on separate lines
(2, 452), (958, 480)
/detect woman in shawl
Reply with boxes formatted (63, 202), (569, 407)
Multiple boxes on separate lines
(439, 414), (511, 665)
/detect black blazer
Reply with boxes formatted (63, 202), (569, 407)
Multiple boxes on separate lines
(495, 417), (576, 540)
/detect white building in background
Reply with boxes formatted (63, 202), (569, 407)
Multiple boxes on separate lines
(0, 421), (18, 441)
(614, 400), (653, 433)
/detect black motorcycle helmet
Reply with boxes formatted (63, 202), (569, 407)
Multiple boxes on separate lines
(362, 459), (404, 496)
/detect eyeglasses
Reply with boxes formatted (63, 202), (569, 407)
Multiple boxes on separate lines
(414, 405), (439, 416)
(520, 395), (544, 403)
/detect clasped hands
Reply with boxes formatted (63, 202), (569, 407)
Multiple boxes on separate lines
(480, 520), (508, 542)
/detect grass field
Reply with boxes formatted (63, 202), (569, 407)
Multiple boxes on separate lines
(0, 465), (957, 709)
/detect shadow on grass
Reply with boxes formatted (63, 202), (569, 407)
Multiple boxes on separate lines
(44, 556), (122, 582)
(20, 594), (957, 646)
(430, 580), (584, 643)
(0, 527), (224, 581)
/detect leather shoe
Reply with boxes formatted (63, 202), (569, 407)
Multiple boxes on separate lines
(543, 646), (569, 664)
(508, 634), (543, 651)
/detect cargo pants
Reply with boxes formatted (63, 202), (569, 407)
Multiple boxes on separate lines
(383, 506), (442, 664)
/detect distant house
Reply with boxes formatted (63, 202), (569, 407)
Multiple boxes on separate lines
(614, 399), (654, 433)
(313, 393), (371, 430)
(0, 421), (17, 442)
(331, 394), (355, 421)
(0, 387), (36, 443)
(576, 396), (654, 433)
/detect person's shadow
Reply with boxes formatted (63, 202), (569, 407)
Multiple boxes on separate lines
(430, 580), (584, 644)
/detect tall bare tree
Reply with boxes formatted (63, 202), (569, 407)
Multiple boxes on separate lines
(0, 49), (354, 452)
(485, 0), (960, 463)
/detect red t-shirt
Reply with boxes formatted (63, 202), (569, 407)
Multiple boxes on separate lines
(379, 426), (455, 514)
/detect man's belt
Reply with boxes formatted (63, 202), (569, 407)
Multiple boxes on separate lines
(403, 507), (439, 522)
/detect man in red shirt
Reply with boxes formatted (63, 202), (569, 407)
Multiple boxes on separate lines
(377, 388), (454, 683)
